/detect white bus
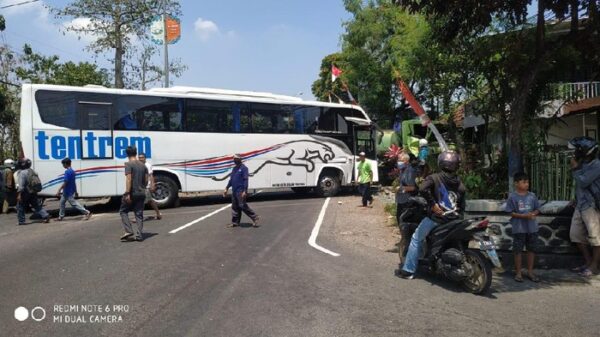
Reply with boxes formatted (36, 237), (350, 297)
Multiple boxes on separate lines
(20, 84), (379, 207)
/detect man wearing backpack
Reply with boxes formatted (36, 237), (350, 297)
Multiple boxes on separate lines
(16, 158), (50, 225)
(568, 137), (600, 277)
(397, 151), (466, 279)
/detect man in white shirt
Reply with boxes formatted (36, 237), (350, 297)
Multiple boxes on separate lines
(138, 153), (162, 220)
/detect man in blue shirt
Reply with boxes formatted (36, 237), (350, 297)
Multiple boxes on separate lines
(223, 154), (260, 228)
(568, 137), (600, 277)
(56, 158), (91, 221)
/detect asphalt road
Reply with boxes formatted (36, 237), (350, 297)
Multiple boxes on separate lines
(0, 192), (598, 337)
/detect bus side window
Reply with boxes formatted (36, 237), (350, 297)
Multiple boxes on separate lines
(117, 95), (181, 132)
(186, 99), (233, 133)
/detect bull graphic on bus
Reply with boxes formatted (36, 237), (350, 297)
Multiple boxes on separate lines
(162, 140), (336, 181)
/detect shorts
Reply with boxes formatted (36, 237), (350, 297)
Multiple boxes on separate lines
(144, 189), (153, 203)
(570, 207), (600, 246)
(512, 233), (539, 253)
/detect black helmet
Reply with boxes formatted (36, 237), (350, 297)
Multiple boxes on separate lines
(438, 151), (460, 173)
(17, 158), (32, 170)
(568, 137), (598, 160)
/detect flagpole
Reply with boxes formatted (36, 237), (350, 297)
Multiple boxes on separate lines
(163, 2), (169, 88)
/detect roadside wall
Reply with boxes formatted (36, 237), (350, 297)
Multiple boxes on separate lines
(466, 200), (576, 254)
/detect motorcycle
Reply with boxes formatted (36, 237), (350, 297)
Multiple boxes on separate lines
(398, 197), (501, 295)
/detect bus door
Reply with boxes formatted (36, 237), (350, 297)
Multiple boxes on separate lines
(78, 101), (118, 197)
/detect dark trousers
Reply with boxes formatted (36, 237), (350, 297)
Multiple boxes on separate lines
(231, 191), (257, 224)
(120, 196), (144, 240)
(358, 183), (373, 206)
(17, 192), (49, 224)
(396, 203), (411, 265)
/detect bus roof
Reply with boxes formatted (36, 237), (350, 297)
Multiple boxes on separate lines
(24, 84), (370, 121)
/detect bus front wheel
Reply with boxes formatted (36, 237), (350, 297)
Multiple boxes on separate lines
(153, 174), (179, 208)
(316, 172), (341, 197)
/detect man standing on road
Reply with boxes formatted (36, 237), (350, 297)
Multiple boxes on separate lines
(2, 159), (16, 214)
(119, 146), (148, 242)
(223, 154), (260, 228)
(395, 152), (418, 266)
(568, 137), (600, 277)
(56, 158), (91, 221)
(138, 153), (162, 220)
(16, 158), (50, 225)
(357, 151), (374, 208)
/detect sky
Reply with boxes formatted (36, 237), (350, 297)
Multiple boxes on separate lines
(0, 0), (352, 100)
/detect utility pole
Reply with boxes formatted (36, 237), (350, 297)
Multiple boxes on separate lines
(162, 1), (169, 88)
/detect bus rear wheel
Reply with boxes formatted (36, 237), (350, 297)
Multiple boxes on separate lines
(152, 174), (179, 208)
(316, 172), (341, 197)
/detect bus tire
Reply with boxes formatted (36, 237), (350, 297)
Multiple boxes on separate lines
(153, 174), (179, 208)
(316, 171), (341, 197)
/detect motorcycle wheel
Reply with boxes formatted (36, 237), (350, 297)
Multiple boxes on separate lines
(462, 250), (493, 295)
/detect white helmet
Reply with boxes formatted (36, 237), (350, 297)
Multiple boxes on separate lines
(419, 139), (429, 147)
(3, 159), (14, 166)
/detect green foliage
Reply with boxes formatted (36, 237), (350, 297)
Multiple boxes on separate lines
(0, 15), (5, 32)
(15, 45), (110, 86)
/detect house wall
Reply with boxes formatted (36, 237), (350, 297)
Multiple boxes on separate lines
(546, 112), (598, 145)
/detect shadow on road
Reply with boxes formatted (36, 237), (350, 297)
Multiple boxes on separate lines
(408, 266), (595, 299)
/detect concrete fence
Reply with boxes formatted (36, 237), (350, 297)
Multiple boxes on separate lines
(466, 200), (576, 254)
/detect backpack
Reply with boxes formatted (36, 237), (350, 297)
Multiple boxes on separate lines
(26, 169), (43, 193)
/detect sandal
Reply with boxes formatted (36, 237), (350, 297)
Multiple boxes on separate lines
(579, 268), (593, 278)
(514, 275), (523, 282)
(571, 265), (588, 273)
(526, 273), (540, 283)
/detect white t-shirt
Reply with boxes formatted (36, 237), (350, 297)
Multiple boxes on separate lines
(145, 162), (153, 188)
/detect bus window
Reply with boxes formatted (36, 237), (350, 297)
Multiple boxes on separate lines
(186, 99), (232, 132)
(250, 103), (295, 133)
(318, 108), (336, 131)
(116, 95), (182, 132)
(35, 91), (79, 129)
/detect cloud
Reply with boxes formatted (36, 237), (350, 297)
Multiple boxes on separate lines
(2, 0), (50, 24)
(194, 18), (220, 41)
(61, 17), (98, 43)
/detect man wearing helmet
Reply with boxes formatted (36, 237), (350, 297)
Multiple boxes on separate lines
(397, 150), (466, 279)
(568, 137), (600, 277)
(15, 158), (50, 225)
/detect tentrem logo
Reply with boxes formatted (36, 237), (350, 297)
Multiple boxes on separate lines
(35, 131), (152, 160)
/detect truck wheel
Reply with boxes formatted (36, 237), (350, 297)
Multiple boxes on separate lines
(316, 172), (341, 197)
(153, 174), (179, 208)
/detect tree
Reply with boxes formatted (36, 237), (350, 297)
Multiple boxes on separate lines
(15, 44), (110, 87)
(53, 0), (182, 88)
(400, 0), (600, 186)
(124, 42), (187, 90)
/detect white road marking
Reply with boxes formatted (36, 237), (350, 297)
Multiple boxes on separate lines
(169, 204), (230, 234)
(308, 197), (340, 257)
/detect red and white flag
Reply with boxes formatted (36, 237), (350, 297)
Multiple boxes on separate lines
(331, 65), (342, 82)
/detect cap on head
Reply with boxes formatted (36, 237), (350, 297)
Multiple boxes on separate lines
(359, 151), (366, 156)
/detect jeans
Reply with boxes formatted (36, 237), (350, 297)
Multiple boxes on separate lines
(231, 191), (258, 224)
(358, 183), (373, 206)
(59, 194), (89, 218)
(17, 192), (49, 224)
(402, 217), (439, 273)
(119, 196), (144, 240)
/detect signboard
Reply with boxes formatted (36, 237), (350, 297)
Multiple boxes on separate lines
(150, 15), (181, 45)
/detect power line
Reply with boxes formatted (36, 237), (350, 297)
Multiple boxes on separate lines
(0, 79), (20, 87)
(0, 0), (40, 10)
